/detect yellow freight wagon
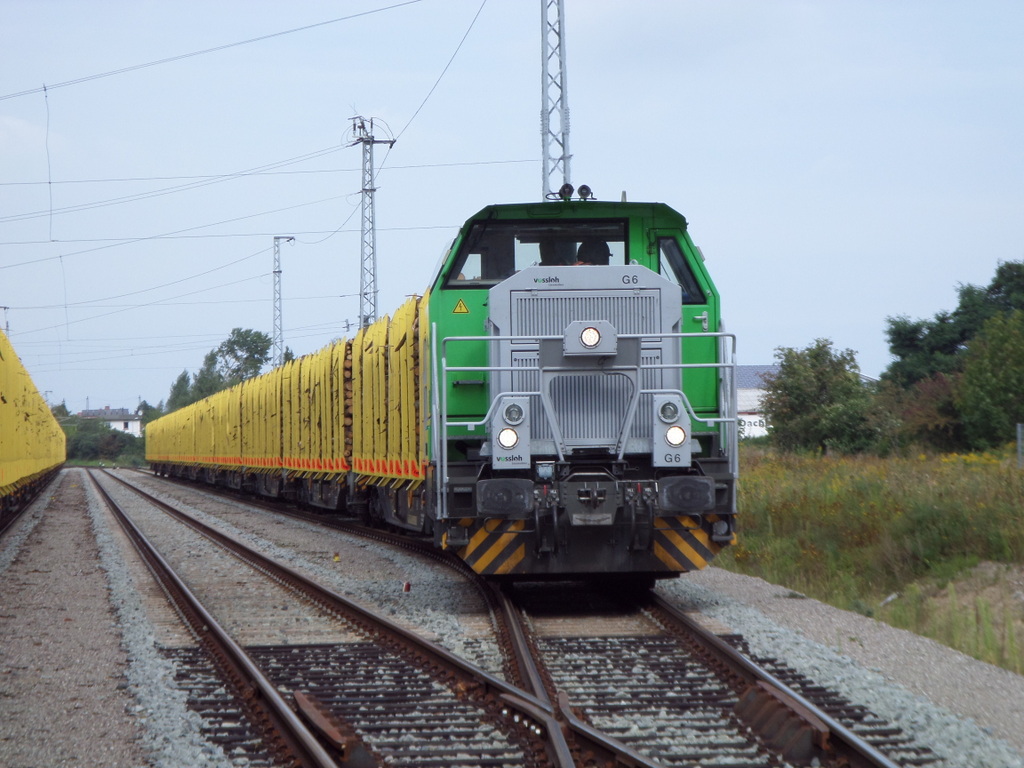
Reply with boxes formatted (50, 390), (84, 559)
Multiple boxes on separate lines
(1, 330), (65, 513)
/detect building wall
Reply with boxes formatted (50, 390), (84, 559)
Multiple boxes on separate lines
(103, 418), (142, 437)
(78, 407), (142, 438)
(735, 365), (778, 439)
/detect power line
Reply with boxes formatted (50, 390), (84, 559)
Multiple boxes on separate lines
(17, 295), (352, 310)
(24, 323), (351, 367)
(8, 247), (271, 309)
(15, 273), (272, 338)
(0, 224), (458, 247)
(0, 190), (356, 271)
(0, 145), (345, 225)
(395, 0), (489, 140)
(0, 158), (533, 187)
(0, 2), (424, 102)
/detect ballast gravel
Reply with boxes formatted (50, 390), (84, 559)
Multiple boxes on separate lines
(661, 571), (1024, 768)
(3, 467), (1024, 768)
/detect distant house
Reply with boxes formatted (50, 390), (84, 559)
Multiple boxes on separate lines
(735, 365), (779, 438)
(77, 406), (143, 438)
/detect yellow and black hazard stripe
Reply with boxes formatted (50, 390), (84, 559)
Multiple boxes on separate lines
(652, 516), (724, 572)
(459, 519), (528, 575)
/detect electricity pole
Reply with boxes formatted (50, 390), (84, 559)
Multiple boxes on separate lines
(272, 236), (293, 367)
(350, 116), (395, 328)
(541, 0), (571, 199)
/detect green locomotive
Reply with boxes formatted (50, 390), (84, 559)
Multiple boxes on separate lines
(426, 191), (737, 578)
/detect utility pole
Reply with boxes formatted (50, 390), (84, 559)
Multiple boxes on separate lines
(1, 306), (9, 336)
(541, 0), (571, 200)
(272, 236), (294, 367)
(349, 116), (395, 328)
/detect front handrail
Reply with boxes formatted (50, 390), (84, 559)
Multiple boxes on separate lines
(432, 325), (737, 519)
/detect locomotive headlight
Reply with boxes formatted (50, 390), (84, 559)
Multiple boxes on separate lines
(491, 399), (530, 468)
(665, 425), (687, 447)
(503, 402), (525, 425)
(497, 428), (520, 449)
(580, 326), (601, 349)
(658, 401), (680, 424)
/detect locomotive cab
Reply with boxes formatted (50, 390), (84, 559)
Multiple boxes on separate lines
(430, 200), (737, 578)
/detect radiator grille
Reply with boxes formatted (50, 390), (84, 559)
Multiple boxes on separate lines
(550, 373), (633, 444)
(513, 293), (661, 336)
(509, 290), (665, 452)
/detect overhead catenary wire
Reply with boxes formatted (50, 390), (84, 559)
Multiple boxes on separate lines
(0, 190), (357, 271)
(0, 224), (459, 247)
(4, 0), (517, 408)
(394, 0), (488, 141)
(0, 2), (425, 102)
(0, 158), (533, 188)
(10, 246), (273, 309)
(16, 273), (274, 338)
(0, 145), (346, 225)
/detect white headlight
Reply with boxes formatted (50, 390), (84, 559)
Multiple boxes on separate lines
(665, 425), (687, 447)
(497, 428), (519, 449)
(580, 326), (601, 348)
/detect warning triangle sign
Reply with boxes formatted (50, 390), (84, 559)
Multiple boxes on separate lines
(453, 299), (470, 314)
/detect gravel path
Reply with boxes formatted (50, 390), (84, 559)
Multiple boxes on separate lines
(4, 468), (1024, 768)
(0, 470), (146, 768)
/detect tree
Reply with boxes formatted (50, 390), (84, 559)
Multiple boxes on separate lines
(64, 416), (140, 462)
(166, 370), (192, 412)
(163, 328), (272, 413)
(761, 339), (872, 453)
(892, 373), (967, 453)
(883, 312), (963, 388)
(191, 350), (225, 401)
(137, 400), (163, 425)
(956, 309), (1024, 450)
(217, 327), (271, 385)
(883, 260), (1024, 388)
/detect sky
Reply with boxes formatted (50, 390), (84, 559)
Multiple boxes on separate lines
(2, 1), (1022, 413)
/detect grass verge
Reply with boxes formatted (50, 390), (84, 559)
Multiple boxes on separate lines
(717, 446), (1024, 673)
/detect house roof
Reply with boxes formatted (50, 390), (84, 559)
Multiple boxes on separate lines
(78, 407), (139, 420)
(735, 364), (780, 390)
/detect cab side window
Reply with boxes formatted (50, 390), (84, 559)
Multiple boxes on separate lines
(447, 225), (518, 285)
(658, 237), (704, 304)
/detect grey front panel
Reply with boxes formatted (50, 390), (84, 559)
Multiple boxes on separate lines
(489, 266), (682, 456)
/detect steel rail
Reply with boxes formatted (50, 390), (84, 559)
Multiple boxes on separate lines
(123, 469), (676, 767)
(87, 470), (340, 768)
(650, 592), (904, 768)
(104, 470), (574, 767)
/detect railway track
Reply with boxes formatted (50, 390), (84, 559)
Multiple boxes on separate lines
(119, 469), (944, 767)
(91, 469), (556, 767)
(500, 583), (940, 767)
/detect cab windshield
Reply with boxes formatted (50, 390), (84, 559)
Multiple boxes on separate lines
(445, 220), (627, 287)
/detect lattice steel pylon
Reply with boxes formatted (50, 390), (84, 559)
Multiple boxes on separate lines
(541, 0), (571, 200)
(350, 116), (394, 328)
(272, 236), (293, 367)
